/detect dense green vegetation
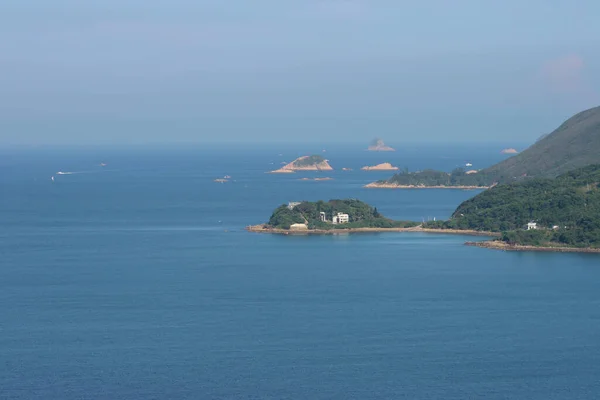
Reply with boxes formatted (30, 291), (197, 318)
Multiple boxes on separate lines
(267, 199), (419, 230)
(384, 168), (492, 187)
(382, 105), (600, 186)
(424, 165), (600, 248)
(293, 155), (326, 167)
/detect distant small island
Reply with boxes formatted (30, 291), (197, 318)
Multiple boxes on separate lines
(367, 138), (395, 152)
(247, 199), (419, 232)
(270, 155), (333, 173)
(500, 148), (519, 154)
(361, 162), (399, 171)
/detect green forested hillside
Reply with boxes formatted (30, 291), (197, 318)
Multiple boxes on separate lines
(293, 155), (326, 167)
(385, 168), (490, 187)
(426, 165), (600, 247)
(382, 106), (600, 186)
(483, 106), (600, 180)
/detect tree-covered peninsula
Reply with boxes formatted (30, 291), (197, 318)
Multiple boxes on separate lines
(425, 164), (600, 249)
(255, 199), (419, 231)
(367, 168), (492, 188)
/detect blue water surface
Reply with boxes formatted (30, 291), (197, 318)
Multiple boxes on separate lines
(1, 144), (599, 399)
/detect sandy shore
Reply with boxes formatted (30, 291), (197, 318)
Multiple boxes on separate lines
(364, 182), (489, 189)
(246, 224), (499, 237)
(361, 163), (399, 171)
(465, 240), (600, 253)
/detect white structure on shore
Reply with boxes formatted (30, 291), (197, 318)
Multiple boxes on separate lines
(527, 222), (537, 230)
(332, 213), (349, 225)
(288, 202), (301, 210)
(319, 212), (326, 222)
(290, 223), (308, 230)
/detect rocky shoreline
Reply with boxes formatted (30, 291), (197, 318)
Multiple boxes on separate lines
(465, 240), (600, 253)
(364, 182), (489, 189)
(246, 224), (499, 237)
(246, 225), (599, 253)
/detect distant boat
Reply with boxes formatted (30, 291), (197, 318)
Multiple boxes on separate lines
(224, 175), (231, 179)
(100, 163), (107, 167)
(465, 163), (473, 167)
(51, 176), (55, 182)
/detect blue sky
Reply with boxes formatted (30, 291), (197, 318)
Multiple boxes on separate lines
(1, 0), (599, 145)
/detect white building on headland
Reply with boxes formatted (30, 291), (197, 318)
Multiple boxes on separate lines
(527, 222), (537, 230)
(288, 202), (301, 210)
(319, 212), (327, 222)
(332, 212), (349, 225)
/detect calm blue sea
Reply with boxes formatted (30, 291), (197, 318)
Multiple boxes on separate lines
(1, 143), (599, 399)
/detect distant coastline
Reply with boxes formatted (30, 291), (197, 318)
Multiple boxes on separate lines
(247, 224), (600, 252)
(466, 240), (600, 253)
(364, 182), (489, 189)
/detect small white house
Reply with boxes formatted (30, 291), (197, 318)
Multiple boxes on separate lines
(332, 212), (349, 225)
(527, 222), (537, 230)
